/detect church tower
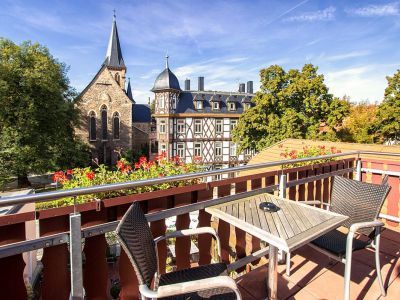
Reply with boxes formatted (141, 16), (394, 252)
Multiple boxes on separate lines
(151, 55), (181, 157)
(75, 13), (133, 165)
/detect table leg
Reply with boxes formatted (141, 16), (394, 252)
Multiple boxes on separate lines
(268, 245), (278, 300)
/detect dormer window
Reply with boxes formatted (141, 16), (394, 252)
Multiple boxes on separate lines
(212, 101), (219, 110)
(195, 100), (203, 110)
(228, 102), (236, 111)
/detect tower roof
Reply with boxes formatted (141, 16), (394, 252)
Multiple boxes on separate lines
(126, 78), (135, 103)
(104, 13), (125, 69)
(151, 55), (181, 92)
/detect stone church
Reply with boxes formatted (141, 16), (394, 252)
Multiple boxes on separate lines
(75, 15), (151, 165)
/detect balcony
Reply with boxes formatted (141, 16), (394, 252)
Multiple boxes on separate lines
(0, 151), (399, 299)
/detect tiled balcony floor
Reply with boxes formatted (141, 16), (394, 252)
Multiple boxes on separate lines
(235, 229), (400, 300)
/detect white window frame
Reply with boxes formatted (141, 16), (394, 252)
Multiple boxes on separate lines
(194, 142), (202, 157)
(215, 119), (223, 134)
(159, 120), (166, 133)
(212, 102), (219, 110)
(228, 102), (236, 111)
(230, 119), (237, 131)
(194, 119), (202, 134)
(215, 141), (222, 157)
(177, 119), (185, 134)
(159, 94), (165, 109)
(230, 142), (237, 156)
(244, 148), (252, 155)
(172, 94), (177, 109)
(160, 143), (167, 153)
(214, 165), (223, 180)
(195, 100), (203, 110)
(177, 142), (185, 158)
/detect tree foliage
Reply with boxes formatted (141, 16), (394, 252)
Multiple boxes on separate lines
(0, 39), (90, 187)
(232, 64), (350, 152)
(375, 69), (400, 143)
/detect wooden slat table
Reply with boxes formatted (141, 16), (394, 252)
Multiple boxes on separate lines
(206, 193), (348, 300)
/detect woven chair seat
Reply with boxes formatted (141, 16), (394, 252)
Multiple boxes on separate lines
(311, 229), (370, 258)
(157, 263), (236, 300)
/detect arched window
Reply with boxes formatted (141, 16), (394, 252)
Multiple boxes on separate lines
(113, 112), (120, 140)
(115, 73), (120, 85)
(101, 105), (108, 140)
(89, 111), (96, 141)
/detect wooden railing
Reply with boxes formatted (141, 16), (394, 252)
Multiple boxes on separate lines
(0, 154), (399, 300)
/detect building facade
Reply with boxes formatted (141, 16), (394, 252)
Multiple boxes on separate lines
(152, 58), (255, 171)
(75, 15), (151, 164)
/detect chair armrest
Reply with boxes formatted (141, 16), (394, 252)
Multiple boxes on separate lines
(154, 227), (221, 261)
(139, 275), (241, 299)
(299, 200), (331, 209)
(349, 220), (384, 233)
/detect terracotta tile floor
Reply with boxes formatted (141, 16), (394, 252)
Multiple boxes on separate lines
(235, 229), (400, 300)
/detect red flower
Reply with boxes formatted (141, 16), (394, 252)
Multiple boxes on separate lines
(123, 165), (132, 173)
(66, 169), (73, 175)
(116, 160), (125, 170)
(139, 156), (147, 165)
(134, 163), (140, 169)
(86, 171), (95, 181)
(52, 171), (68, 183)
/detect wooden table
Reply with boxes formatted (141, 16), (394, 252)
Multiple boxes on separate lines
(206, 193), (348, 300)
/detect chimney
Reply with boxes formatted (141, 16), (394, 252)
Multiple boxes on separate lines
(185, 79), (190, 91)
(239, 83), (245, 93)
(247, 81), (253, 94)
(198, 76), (204, 91)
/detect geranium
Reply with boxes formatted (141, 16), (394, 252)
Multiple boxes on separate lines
(280, 145), (342, 168)
(86, 171), (95, 181)
(116, 160), (125, 171)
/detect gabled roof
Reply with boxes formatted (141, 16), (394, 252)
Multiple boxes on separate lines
(104, 14), (125, 69)
(133, 104), (151, 123)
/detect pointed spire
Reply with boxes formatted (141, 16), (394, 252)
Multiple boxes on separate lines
(104, 12), (125, 69)
(165, 53), (169, 69)
(126, 77), (135, 103)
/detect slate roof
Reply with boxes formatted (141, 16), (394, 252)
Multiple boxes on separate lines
(126, 79), (135, 103)
(151, 68), (181, 92)
(133, 104), (152, 123)
(176, 91), (254, 114)
(104, 15), (125, 69)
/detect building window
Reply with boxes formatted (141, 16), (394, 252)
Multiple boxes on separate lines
(195, 101), (203, 110)
(215, 141), (222, 157)
(115, 73), (120, 85)
(89, 111), (96, 141)
(212, 102), (219, 110)
(177, 119), (185, 134)
(160, 143), (167, 154)
(244, 148), (252, 155)
(243, 103), (251, 111)
(159, 94), (165, 109)
(194, 142), (202, 157)
(215, 119), (223, 134)
(113, 112), (120, 140)
(177, 143), (185, 158)
(214, 165), (223, 180)
(230, 142), (237, 156)
(101, 105), (107, 140)
(194, 119), (202, 134)
(172, 94), (177, 109)
(228, 102), (236, 111)
(230, 119), (237, 131)
(160, 120), (166, 133)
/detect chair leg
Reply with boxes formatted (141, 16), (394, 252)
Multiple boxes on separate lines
(286, 251), (291, 276)
(374, 227), (386, 297)
(343, 233), (355, 300)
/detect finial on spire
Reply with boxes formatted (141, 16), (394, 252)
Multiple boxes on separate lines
(165, 53), (169, 69)
(113, 9), (116, 21)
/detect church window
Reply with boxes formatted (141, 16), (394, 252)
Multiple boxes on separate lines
(115, 73), (120, 85)
(113, 112), (120, 140)
(89, 111), (96, 141)
(101, 105), (108, 140)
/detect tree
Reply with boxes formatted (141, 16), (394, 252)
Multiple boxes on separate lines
(0, 39), (90, 187)
(232, 64), (350, 152)
(340, 102), (378, 143)
(375, 70), (400, 143)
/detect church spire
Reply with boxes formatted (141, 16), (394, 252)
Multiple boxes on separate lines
(104, 12), (125, 69)
(126, 78), (135, 103)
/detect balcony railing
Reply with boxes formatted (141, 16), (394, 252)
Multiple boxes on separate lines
(0, 151), (399, 299)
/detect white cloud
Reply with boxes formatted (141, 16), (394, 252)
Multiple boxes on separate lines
(323, 50), (370, 62)
(346, 3), (400, 17)
(284, 6), (336, 22)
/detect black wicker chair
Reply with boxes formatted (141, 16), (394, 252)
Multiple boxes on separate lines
(292, 176), (390, 300)
(116, 202), (241, 300)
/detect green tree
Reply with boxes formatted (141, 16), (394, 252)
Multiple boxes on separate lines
(232, 64), (350, 152)
(375, 70), (400, 143)
(0, 39), (90, 187)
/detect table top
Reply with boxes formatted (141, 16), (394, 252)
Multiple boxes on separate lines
(205, 193), (348, 252)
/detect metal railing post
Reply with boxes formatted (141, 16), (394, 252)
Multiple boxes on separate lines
(69, 210), (84, 299)
(279, 174), (287, 198)
(355, 159), (362, 181)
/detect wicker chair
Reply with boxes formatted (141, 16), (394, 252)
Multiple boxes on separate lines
(116, 202), (241, 300)
(292, 176), (390, 300)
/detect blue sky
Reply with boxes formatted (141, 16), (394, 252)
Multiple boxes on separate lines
(1, 0), (399, 104)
